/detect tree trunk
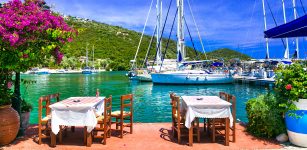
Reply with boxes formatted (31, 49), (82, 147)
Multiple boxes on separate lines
(12, 72), (23, 136)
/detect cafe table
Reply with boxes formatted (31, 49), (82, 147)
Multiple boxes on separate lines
(49, 96), (105, 147)
(181, 96), (233, 146)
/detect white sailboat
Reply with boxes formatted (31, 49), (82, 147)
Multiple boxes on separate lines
(82, 43), (92, 74)
(151, 0), (234, 85)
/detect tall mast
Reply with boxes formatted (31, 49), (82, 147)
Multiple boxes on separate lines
(262, 0), (270, 59)
(156, 0), (163, 64)
(292, 0), (299, 59)
(282, 0), (290, 59)
(92, 45), (95, 67)
(177, 0), (185, 62)
(86, 43), (89, 67)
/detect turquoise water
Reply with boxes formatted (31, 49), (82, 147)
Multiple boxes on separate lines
(20, 72), (269, 124)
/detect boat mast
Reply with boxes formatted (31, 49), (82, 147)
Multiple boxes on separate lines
(177, 0), (185, 62)
(92, 45), (95, 67)
(292, 0), (299, 59)
(86, 43), (89, 67)
(156, 0), (163, 65)
(262, 0), (270, 59)
(282, 0), (290, 59)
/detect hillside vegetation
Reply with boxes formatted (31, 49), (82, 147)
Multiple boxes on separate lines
(59, 17), (251, 70)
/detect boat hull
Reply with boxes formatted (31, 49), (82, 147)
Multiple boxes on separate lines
(136, 74), (152, 82)
(151, 73), (233, 84)
(82, 71), (92, 74)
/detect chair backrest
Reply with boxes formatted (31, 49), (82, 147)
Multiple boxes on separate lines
(120, 94), (133, 116)
(228, 94), (236, 126)
(104, 96), (112, 123)
(172, 95), (181, 123)
(49, 93), (60, 103)
(170, 92), (175, 105)
(219, 92), (228, 101)
(38, 95), (50, 123)
(38, 93), (60, 123)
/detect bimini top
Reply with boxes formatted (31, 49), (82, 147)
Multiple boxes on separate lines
(264, 14), (307, 38)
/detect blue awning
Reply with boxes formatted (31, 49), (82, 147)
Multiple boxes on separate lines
(264, 14), (307, 38)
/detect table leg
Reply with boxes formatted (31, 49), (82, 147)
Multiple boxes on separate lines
(50, 131), (56, 147)
(189, 123), (193, 146)
(225, 118), (230, 146)
(83, 127), (87, 145)
(86, 129), (92, 147)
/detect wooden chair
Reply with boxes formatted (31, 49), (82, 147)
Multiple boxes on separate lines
(171, 94), (200, 145)
(38, 93), (61, 145)
(209, 93), (236, 145)
(111, 94), (133, 138)
(92, 96), (112, 145)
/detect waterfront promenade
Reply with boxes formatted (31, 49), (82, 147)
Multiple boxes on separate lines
(2, 123), (281, 149)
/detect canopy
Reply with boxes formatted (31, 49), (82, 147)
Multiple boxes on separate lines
(264, 14), (307, 38)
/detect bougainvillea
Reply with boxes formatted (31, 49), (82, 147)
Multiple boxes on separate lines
(0, 0), (76, 72)
(0, 0), (76, 105)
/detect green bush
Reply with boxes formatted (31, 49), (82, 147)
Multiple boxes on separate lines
(21, 99), (33, 113)
(246, 94), (286, 138)
(275, 63), (307, 113)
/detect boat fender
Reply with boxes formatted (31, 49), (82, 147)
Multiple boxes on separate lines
(196, 77), (199, 81)
(186, 74), (190, 80)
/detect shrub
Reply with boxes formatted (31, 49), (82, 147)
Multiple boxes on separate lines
(275, 63), (307, 113)
(21, 99), (33, 113)
(246, 94), (286, 138)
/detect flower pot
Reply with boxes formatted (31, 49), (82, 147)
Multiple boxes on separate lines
(21, 112), (30, 129)
(285, 99), (307, 147)
(0, 105), (20, 146)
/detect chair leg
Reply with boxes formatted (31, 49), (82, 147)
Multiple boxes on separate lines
(103, 126), (107, 145)
(38, 124), (42, 145)
(116, 118), (119, 130)
(177, 129), (181, 144)
(120, 119), (124, 138)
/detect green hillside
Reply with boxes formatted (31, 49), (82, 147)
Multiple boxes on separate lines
(60, 17), (251, 70)
(202, 48), (251, 61)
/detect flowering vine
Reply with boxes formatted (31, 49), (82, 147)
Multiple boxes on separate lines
(0, 0), (76, 72)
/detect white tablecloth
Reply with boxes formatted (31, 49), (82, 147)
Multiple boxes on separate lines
(49, 97), (105, 134)
(181, 96), (233, 128)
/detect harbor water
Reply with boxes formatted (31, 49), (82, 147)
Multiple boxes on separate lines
(20, 71), (269, 124)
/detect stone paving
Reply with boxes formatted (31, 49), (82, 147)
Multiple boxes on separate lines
(1, 123), (283, 150)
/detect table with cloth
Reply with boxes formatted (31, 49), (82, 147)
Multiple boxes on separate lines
(181, 96), (233, 146)
(49, 97), (105, 147)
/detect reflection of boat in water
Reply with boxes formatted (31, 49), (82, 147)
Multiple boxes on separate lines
(136, 69), (152, 82)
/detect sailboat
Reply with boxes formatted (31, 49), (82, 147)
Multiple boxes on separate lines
(151, 0), (234, 85)
(82, 44), (92, 74)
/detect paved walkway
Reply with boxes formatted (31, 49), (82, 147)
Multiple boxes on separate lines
(2, 123), (282, 150)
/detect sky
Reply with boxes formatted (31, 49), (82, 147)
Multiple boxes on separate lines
(2, 0), (307, 59)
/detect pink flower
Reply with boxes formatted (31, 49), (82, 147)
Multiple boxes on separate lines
(7, 81), (13, 89)
(23, 54), (29, 58)
(285, 84), (292, 90)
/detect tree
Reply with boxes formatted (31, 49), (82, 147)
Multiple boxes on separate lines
(0, 0), (76, 135)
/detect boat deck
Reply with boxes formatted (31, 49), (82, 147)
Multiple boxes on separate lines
(2, 123), (282, 150)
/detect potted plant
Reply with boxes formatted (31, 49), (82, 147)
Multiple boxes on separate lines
(21, 99), (33, 130)
(275, 63), (307, 147)
(0, 70), (20, 146)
